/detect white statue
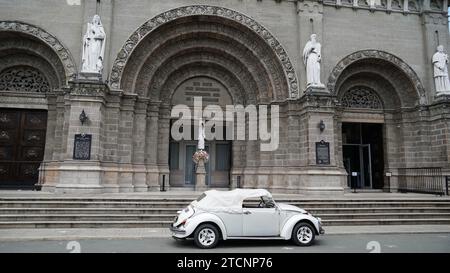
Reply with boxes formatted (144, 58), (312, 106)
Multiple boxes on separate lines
(81, 14), (106, 74)
(303, 34), (324, 88)
(432, 45), (450, 96)
(197, 118), (205, 150)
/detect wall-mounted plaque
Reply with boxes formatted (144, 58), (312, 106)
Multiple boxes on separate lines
(73, 134), (91, 160)
(316, 140), (330, 165)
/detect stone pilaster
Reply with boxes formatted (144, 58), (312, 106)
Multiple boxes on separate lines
(117, 93), (136, 192)
(132, 97), (149, 192)
(157, 103), (171, 190)
(146, 101), (162, 191)
(43, 79), (107, 193)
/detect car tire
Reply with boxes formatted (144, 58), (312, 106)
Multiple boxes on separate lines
(292, 222), (315, 246)
(194, 224), (220, 249)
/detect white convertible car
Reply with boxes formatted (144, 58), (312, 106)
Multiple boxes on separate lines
(169, 189), (325, 248)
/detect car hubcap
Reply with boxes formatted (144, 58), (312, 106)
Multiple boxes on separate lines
(297, 226), (313, 244)
(198, 228), (216, 246)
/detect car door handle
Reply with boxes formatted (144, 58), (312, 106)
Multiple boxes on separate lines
(243, 210), (251, 215)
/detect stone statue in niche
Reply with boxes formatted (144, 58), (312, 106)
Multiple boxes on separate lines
(432, 45), (450, 96)
(303, 34), (325, 88)
(81, 15), (106, 74)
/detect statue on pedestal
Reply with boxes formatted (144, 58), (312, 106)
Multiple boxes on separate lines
(193, 118), (209, 190)
(303, 34), (325, 88)
(432, 45), (450, 96)
(81, 15), (106, 74)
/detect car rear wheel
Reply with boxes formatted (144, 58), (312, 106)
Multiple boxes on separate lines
(194, 224), (220, 249)
(292, 222), (315, 246)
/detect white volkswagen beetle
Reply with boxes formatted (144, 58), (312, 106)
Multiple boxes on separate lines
(169, 189), (325, 249)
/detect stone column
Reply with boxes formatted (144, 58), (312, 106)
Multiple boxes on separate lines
(117, 93), (136, 192)
(132, 97), (148, 192)
(157, 103), (171, 190)
(101, 89), (121, 193)
(145, 101), (161, 191)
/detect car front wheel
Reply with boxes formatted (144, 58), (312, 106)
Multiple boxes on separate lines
(292, 222), (315, 246)
(194, 224), (220, 249)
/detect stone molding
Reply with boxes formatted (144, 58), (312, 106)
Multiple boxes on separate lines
(0, 21), (77, 83)
(327, 50), (425, 98)
(109, 5), (299, 98)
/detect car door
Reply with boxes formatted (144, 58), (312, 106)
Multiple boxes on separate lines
(242, 198), (280, 236)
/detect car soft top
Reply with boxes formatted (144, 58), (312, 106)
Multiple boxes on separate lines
(192, 189), (272, 213)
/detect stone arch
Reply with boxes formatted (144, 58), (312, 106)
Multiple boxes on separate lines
(0, 21), (77, 85)
(161, 64), (249, 105)
(328, 50), (425, 104)
(110, 5), (299, 99)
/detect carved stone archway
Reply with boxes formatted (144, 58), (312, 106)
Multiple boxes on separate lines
(110, 5), (299, 98)
(328, 50), (425, 99)
(0, 21), (77, 84)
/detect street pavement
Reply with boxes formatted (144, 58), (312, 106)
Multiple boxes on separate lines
(0, 233), (449, 253)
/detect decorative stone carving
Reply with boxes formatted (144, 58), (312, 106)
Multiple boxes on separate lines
(109, 5), (299, 98)
(327, 50), (425, 97)
(358, 0), (370, 7)
(432, 45), (450, 96)
(408, 0), (419, 11)
(341, 87), (383, 109)
(391, 0), (403, 10)
(0, 66), (50, 93)
(430, 0), (442, 11)
(303, 34), (325, 88)
(0, 21), (77, 82)
(81, 15), (106, 74)
(69, 81), (108, 97)
(0, 131), (9, 140)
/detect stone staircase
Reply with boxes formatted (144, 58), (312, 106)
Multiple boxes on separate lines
(0, 197), (450, 228)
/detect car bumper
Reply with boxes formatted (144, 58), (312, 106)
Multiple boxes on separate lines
(317, 217), (325, 235)
(169, 224), (188, 238)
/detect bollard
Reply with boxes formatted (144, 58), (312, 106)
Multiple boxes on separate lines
(237, 175), (241, 188)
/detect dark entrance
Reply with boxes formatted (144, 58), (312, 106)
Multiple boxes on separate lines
(342, 122), (384, 189)
(0, 108), (47, 189)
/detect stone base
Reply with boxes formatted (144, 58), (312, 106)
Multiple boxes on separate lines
(304, 85), (329, 95)
(78, 72), (102, 82)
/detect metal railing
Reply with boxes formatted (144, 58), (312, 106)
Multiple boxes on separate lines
(398, 167), (447, 195)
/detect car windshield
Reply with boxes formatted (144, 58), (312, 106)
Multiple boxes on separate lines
(196, 193), (207, 202)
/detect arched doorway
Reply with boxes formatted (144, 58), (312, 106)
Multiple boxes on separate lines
(113, 6), (297, 191)
(330, 50), (424, 191)
(169, 76), (233, 188)
(0, 22), (75, 189)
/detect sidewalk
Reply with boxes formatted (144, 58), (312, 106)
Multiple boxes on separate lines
(1, 225), (449, 241)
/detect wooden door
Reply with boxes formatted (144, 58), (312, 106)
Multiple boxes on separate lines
(0, 108), (47, 189)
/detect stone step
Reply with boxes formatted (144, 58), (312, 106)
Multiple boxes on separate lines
(0, 218), (449, 228)
(1, 201), (449, 208)
(316, 212), (450, 220)
(1, 207), (450, 214)
(0, 214), (176, 221)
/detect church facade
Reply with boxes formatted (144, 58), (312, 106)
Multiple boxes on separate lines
(0, 0), (449, 195)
